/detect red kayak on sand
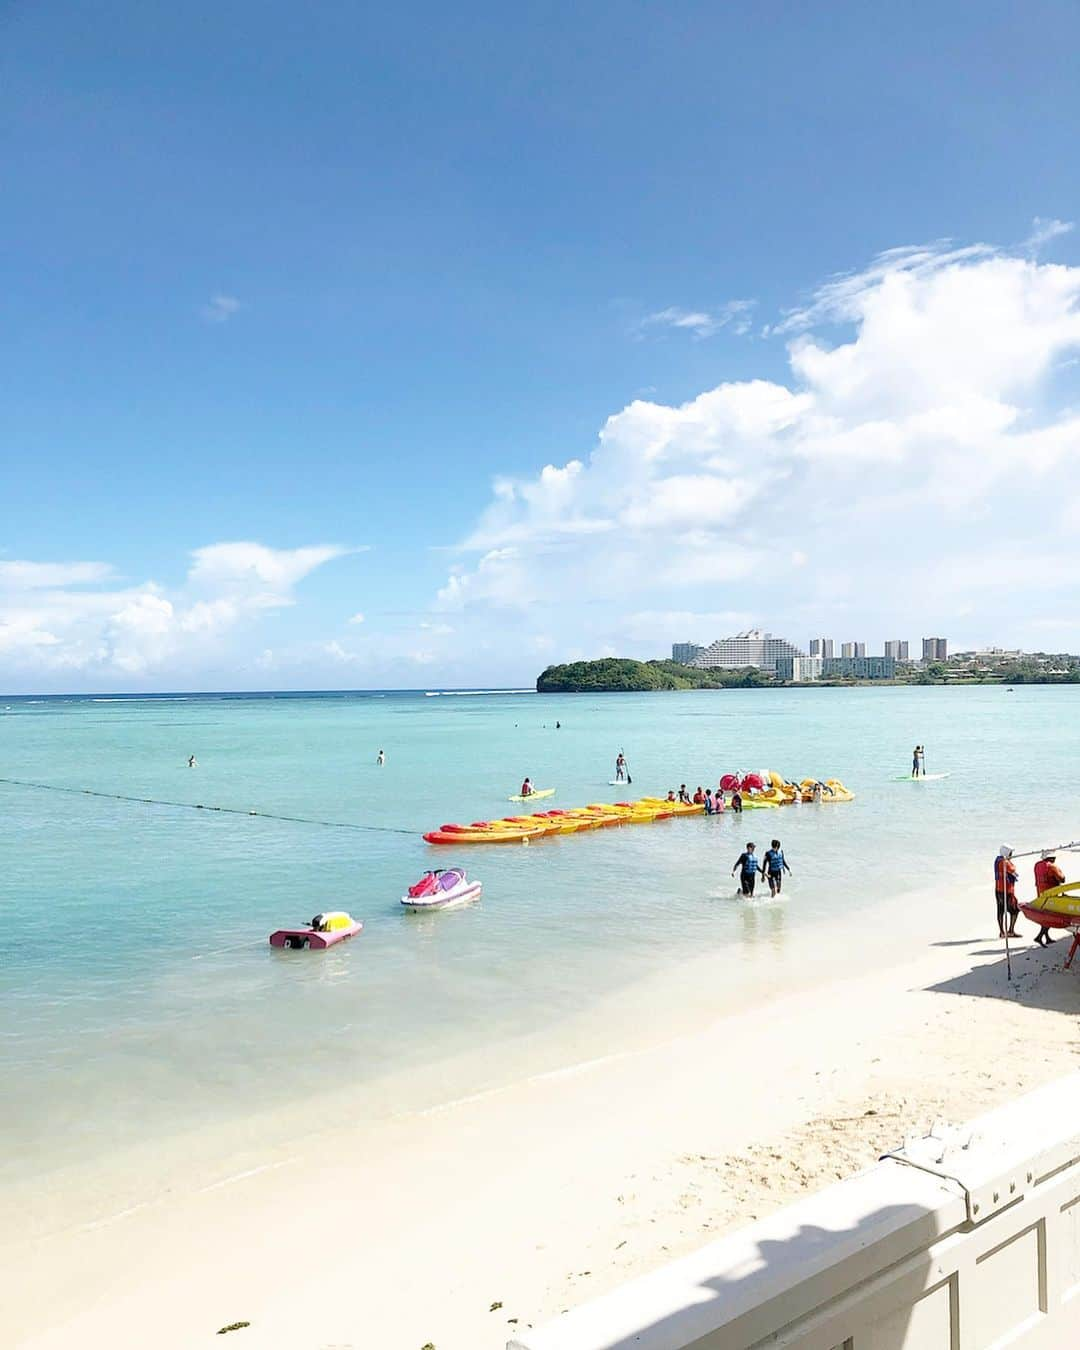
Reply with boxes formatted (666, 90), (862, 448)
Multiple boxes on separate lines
(1019, 903), (1080, 969)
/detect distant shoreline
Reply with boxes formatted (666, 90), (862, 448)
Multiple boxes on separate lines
(536, 655), (1080, 693)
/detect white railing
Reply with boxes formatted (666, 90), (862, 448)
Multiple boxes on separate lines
(510, 1073), (1080, 1350)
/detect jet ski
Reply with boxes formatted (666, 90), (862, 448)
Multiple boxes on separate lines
(401, 867), (482, 912)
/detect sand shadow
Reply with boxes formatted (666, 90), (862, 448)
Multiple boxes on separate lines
(926, 942), (1079, 1014)
(515, 1201), (937, 1350)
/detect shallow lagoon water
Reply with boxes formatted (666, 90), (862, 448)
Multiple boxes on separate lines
(2, 684), (1076, 1220)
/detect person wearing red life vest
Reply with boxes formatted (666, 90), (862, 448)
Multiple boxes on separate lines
(1032, 852), (1065, 947)
(994, 846), (1021, 940)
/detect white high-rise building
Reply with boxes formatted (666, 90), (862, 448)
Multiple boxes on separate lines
(841, 642), (855, 658)
(693, 629), (804, 672)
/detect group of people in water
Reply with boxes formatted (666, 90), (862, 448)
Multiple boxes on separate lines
(733, 840), (792, 897)
(994, 845), (1068, 946)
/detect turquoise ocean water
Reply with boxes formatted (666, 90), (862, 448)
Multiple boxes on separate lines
(3, 685), (1078, 1228)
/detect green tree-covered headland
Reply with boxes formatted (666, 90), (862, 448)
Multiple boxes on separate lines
(536, 658), (770, 692)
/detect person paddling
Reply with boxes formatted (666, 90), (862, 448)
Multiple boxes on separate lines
(994, 845), (1021, 940)
(763, 839), (791, 896)
(520, 777), (533, 797)
(614, 752), (627, 783)
(1032, 852), (1065, 947)
(733, 842), (759, 897)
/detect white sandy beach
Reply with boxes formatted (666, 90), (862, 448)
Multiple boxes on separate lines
(9, 877), (1079, 1350)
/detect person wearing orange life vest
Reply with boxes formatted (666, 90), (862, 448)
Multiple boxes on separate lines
(994, 845), (1021, 940)
(1032, 852), (1065, 947)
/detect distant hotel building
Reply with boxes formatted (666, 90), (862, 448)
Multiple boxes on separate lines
(884, 640), (910, 661)
(922, 637), (948, 661)
(671, 642), (703, 665)
(692, 629), (804, 672)
(809, 637), (835, 658)
(840, 641), (867, 658)
(777, 654), (896, 682)
(776, 655), (823, 682)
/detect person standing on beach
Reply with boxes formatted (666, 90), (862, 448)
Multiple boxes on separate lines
(994, 845), (1021, 939)
(733, 842), (759, 896)
(763, 839), (791, 896)
(1032, 852), (1065, 947)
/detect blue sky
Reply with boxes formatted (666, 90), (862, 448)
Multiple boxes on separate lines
(3, 1), (1080, 690)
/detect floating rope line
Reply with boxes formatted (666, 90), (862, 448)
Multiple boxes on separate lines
(0, 776), (417, 836)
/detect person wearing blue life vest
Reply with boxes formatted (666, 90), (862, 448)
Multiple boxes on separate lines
(733, 842), (760, 896)
(763, 838), (792, 896)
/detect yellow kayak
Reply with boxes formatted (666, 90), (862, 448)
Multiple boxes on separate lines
(1027, 882), (1080, 917)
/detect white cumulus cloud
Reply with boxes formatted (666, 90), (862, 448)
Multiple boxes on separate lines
(436, 234), (1080, 663)
(0, 542), (352, 681)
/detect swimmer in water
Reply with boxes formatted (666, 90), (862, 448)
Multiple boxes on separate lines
(188, 755), (197, 768)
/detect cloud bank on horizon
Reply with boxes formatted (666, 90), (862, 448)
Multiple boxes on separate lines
(3, 228), (1080, 689)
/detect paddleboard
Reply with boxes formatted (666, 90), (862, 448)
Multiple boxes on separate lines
(607, 779), (632, 786)
(893, 772), (951, 781)
(508, 787), (556, 801)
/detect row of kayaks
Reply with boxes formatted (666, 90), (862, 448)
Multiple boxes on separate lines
(424, 782), (854, 845)
(423, 797), (702, 845)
